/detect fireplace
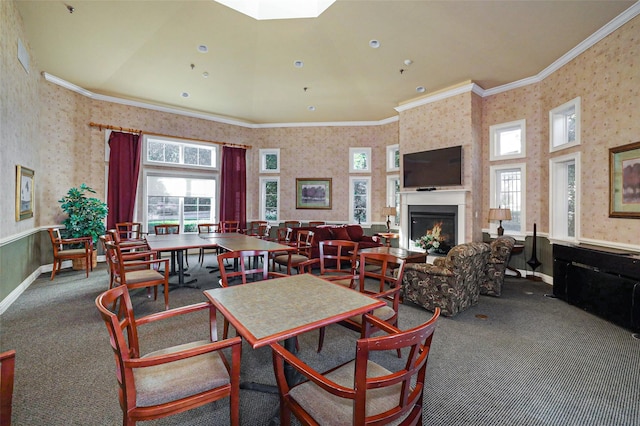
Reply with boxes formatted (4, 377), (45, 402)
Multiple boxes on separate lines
(408, 205), (457, 254)
(400, 189), (468, 251)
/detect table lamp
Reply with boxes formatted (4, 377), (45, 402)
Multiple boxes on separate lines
(488, 207), (511, 236)
(382, 206), (397, 232)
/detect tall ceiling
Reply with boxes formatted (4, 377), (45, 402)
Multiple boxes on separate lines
(16, 0), (636, 125)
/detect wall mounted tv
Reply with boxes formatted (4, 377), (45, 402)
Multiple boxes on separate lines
(403, 145), (462, 188)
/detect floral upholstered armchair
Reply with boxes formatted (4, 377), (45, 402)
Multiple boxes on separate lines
(480, 236), (516, 297)
(401, 242), (491, 317)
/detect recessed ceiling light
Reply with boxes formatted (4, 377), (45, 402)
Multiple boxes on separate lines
(294, 60), (304, 68)
(416, 86), (426, 93)
(181, 92), (190, 98)
(369, 39), (380, 49)
(202, 72), (209, 78)
(404, 59), (413, 66)
(197, 45), (208, 53)
(308, 106), (316, 111)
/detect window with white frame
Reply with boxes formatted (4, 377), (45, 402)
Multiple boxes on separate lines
(549, 153), (580, 241)
(386, 144), (400, 172)
(386, 175), (400, 227)
(143, 135), (218, 233)
(550, 97), (580, 152)
(349, 147), (371, 173)
(147, 136), (216, 168)
(489, 164), (526, 235)
(349, 176), (371, 224)
(489, 120), (526, 161)
(260, 148), (280, 173)
(260, 177), (279, 222)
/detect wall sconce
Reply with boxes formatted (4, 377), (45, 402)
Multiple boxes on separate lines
(382, 206), (397, 232)
(488, 207), (512, 236)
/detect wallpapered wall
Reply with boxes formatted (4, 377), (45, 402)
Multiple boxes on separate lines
(2, 0), (639, 250)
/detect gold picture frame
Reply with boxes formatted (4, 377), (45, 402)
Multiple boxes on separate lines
(16, 165), (35, 221)
(609, 141), (640, 218)
(296, 178), (332, 210)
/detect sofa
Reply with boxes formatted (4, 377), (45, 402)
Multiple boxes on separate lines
(290, 224), (382, 260)
(481, 236), (516, 297)
(401, 242), (491, 317)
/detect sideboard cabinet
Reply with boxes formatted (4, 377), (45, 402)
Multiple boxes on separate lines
(552, 244), (640, 333)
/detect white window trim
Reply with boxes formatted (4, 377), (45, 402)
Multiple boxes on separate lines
(549, 152), (580, 244)
(489, 163), (526, 237)
(349, 176), (371, 225)
(349, 147), (372, 173)
(549, 97), (581, 153)
(386, 174), (400, 228)
(386, 144), (399, 172)
(489, 119), (526, 161)
(259, 148), (280, 173)
(259, 176), (280, 223)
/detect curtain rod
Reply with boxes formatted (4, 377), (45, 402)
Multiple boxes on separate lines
(88, 122), (252, 149)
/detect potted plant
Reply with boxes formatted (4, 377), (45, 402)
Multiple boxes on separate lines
(58, 183), (108, 269)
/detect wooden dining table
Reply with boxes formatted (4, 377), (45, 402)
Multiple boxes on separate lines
(203, 273), (385, 389)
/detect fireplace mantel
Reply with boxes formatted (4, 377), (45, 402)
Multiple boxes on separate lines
(399, 189), (469, 250)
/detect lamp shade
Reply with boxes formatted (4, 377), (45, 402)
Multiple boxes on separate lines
(488, 208), (512, 221)
(382, 206), (397, 217)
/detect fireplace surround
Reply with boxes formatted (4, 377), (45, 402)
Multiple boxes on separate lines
(400, 190), (468, 251)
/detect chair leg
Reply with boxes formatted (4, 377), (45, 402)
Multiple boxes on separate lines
(50, 260), (59, 280)
(163, 282), (169, 310)
(317, 327), (325, 353)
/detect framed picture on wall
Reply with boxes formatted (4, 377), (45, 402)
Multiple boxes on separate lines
(296, 178), (332, 209)
(16, 165), (35, 221)
(609, 141), (640, 218)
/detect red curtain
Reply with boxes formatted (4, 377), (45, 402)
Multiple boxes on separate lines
(219, 146), (247, 230)
(107, 131), (141, 230)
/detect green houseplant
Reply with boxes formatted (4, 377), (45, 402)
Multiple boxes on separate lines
(58, 183), (108, 269)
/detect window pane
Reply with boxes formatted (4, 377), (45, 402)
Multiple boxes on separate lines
(394, 149), (400, 168)
(265, 154), (278, 170)
(353, 179), (368, 223)
(353, 153), (367, 170)
(198, 148), (212, 166)
(184, 146), (198, 165)
(567, 163), (576, 237)
(497, 170), (521, 232)
(148, 140), (165, 162)
(497, 128), (521, 156)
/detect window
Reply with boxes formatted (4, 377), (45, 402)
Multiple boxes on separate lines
(490, 164), (526, 235)
(147, 136), (216, 168)
(142, 135), (219, 233)
(260, 148), (280, 173)
(145, 174), (216, 233)
(550, 97), (581, 152)
(349, 147), (371, 173)
(489, 120), (526, 161)
(260, 177), (280, 222)
(349, 176), (371, 224)
(550, 153), (580, 241)
(386, 144), (400, 172)
(386, 174), (400, 227)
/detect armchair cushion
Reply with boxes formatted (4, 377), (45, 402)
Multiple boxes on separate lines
(332, 226), (351, 241)
(402, 242), (490, 316)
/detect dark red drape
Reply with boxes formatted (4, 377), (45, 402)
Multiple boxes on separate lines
(219, 146), (247, 230)
(107, 131), (141, 230)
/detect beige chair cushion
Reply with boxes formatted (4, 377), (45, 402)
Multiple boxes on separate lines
(348, 305), (395, 325)
(134, 340), (230, 406)
(288, 359), (409, 425)
(58, 248), (87, 256)
(123, 269), (164, 284)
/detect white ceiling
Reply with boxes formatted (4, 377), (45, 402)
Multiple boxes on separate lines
(16, 0), (637, 125)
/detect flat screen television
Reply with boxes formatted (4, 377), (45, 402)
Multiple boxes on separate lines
(403, 145), (462, 188)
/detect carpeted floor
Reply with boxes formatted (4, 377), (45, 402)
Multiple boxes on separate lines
(2, 257), (640, 425)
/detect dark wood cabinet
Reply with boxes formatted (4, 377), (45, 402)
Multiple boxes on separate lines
(553, 244), (640, 332)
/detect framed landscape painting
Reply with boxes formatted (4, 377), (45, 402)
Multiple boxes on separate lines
(609, 141), (640, 218)
(16, 165), (34, 221)
(296, 178), (332, 209)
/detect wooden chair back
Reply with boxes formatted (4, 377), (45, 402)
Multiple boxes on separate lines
(198, 223), (220, 234)
(47, 227), (93, 280)
(95, 285), (241, 425)
(221, 221), (240, 233)
(115, 222), (143, 241)
(218, 250), (270, 287)
(308, 221), (326, 226)
(0, 349), (16, 426)
(270, 309), (440, 425)
(245, 220), (268, 235)
(154, 224), (180, 235)
(317, 240), (358, 278)
(284, 220), (301, 229)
